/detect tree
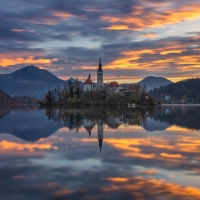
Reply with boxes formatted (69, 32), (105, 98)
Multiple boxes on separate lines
(76, 87), (80, 99)
(182, 95), (188, 103)
(45, 91), (52, 104)
(70, 86), (73, 98)
(132, 85), (141, 103)
(141, 85), (147, 102)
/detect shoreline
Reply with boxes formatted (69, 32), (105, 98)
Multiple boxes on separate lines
(162, 104), (200, 106)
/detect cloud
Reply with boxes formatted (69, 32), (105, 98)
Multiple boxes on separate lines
(1, 0), (200, 81)
(100, 3), (200, 31)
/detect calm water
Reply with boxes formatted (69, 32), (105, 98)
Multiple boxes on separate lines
(0, 106), (200, 200)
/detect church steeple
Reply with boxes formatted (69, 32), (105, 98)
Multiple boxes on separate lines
(98, 56), (103, 72)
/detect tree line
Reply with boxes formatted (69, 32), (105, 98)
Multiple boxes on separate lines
(148, 78), (200, 103)
(42, 81), (156, 106)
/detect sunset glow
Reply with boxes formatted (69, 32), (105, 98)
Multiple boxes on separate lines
(0, 0), (200, 82)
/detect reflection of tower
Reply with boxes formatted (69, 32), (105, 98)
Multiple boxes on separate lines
(97, 119), (104, 152)
(97, 57), (103, 91)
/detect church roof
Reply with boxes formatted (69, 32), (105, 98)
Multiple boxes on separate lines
(84, 77), (93, 84)
(106, 81), (120, 87)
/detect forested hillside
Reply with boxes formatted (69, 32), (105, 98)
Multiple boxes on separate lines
(148, 78), (200, 103)
(0, 89), (12, 104)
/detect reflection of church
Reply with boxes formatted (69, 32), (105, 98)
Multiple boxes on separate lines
(97, 119), (103, 152)
(83, 119), (104, 152)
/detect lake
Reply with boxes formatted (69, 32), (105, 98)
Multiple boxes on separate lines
(0, 106), (200, 200)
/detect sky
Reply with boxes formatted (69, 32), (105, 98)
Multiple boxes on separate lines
(1, 0), (200, 83)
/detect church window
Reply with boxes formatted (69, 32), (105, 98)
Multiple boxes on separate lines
(99, 73), (101, 76)
(99, 78), (100, 80)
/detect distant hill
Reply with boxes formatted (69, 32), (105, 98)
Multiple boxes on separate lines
(121, 76), (172, 90)
(0, 66), (82, 98)
(137, 76), (172, 90)
(148, 78), (200, 102)
(10, 65), (61, 82)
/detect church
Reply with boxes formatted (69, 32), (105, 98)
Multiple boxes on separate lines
(83, 58), (104, 92)
(83, 57), (123, 95)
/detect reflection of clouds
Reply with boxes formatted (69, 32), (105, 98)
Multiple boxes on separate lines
(0, 140), (58, 152)
(1, 162), (200, 200)
(102, 177), (200, 200)
(1, 108), (200, 199)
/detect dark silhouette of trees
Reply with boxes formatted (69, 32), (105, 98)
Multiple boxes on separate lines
(45, 91), (53, 104)
(149, 78), (200, 102)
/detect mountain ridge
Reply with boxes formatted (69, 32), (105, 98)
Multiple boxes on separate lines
(137, 76), (172, 90)
(0, 66), (172, 97)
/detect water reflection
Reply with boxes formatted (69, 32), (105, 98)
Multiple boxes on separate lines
(0, 106), (200, 200)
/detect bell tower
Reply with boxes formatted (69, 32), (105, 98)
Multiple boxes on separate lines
(97, 57), (103, 91)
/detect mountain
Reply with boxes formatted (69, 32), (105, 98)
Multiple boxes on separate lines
(10, 65), (61, 82)
(0, 66), (83, 98)
(137, 76), (172, 90)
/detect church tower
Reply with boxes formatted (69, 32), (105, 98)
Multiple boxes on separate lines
(97, 57), (103, 91)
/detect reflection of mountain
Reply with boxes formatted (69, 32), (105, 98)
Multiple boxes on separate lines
(142, 118), (171, 132)
(1, 106), (200, 143)
(0, 108), (62, 142)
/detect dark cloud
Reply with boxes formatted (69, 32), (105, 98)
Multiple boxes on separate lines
(0, 0), (200, 80)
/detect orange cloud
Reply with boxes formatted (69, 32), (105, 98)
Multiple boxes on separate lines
(101, 25), (130, 31)
(53, 11), (74, 19)
(160, 153), (186, 159)
(103, 177), (129, 183)
(141, 33), (158, 38)
(12, 29), (35, 33)
(101, 4), (200, 31)
(140, 169), (159, 175)
(0, 56), (58, 67)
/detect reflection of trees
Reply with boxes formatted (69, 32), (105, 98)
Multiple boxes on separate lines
(44, 106), (200, 131)
(152, 106), (200, 130)
(44, 107), (152, 131)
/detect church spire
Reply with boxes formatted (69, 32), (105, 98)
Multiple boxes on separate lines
(98, 56), (103, 72)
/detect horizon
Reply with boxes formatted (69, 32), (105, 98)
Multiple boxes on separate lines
(1, 1), (200, 83)
(1, 65), (176, 83)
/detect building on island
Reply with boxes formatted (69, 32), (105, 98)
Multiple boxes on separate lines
(97, 57), (104, 91)
(106, 81), (123, 95)
(83, 58), (126, 96)
(124, 85), (141, 96)
(83, 74), (95, 92)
